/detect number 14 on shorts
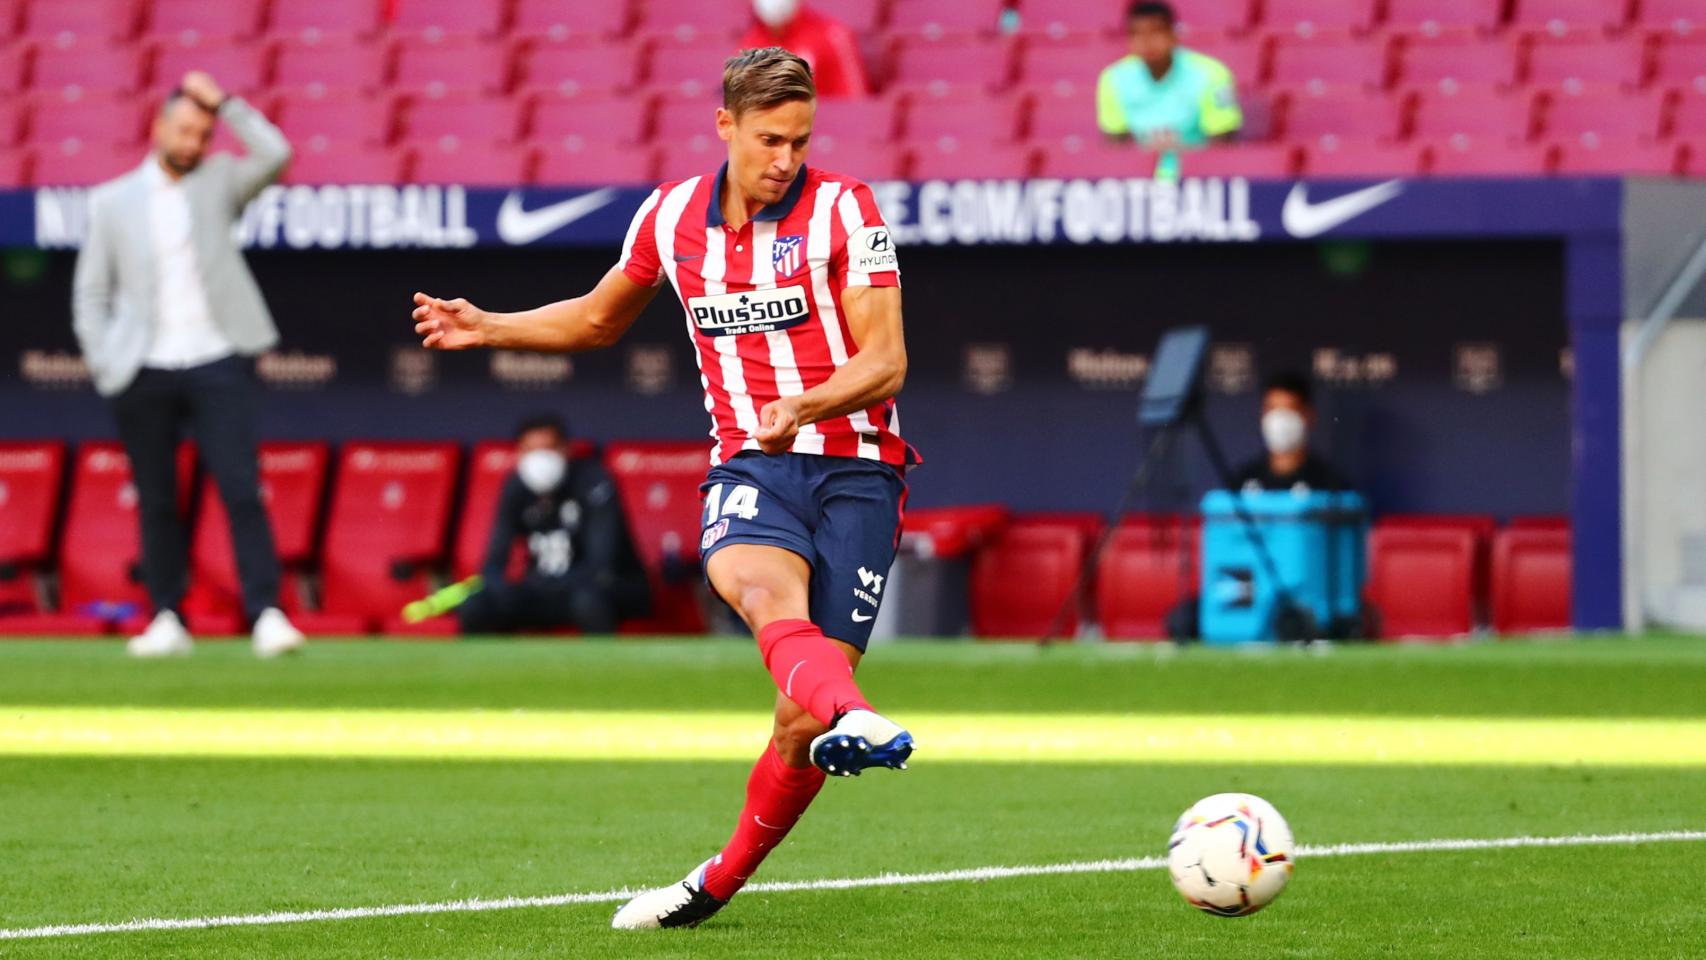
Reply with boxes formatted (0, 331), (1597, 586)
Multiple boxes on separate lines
(704, 483), (760, 524)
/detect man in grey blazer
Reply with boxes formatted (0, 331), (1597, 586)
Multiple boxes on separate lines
(72, 71), (304, 657)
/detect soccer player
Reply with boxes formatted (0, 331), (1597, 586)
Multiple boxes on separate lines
(410, 48), (917, 930)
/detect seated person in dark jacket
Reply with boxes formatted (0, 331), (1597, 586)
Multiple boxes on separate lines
(1234, 372), (1350, 494)
(459, 414), (650, 634)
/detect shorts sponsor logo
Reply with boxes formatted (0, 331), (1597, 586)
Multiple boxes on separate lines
(688, 287), (812, 338)
(848, 226), (898, 273)
(701, 518), (731, 551)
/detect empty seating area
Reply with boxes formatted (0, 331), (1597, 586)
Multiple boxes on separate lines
(0, 0), (1702, 187)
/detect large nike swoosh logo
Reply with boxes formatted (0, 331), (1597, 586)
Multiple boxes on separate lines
(1281, 180), (1404, 239)
(495, 188), (619, 245)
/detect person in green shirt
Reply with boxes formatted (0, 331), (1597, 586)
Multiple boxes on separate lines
(1097, 1), (1243, 151)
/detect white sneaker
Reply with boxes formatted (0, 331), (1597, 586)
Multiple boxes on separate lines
(252, 607), (305, 659)
(127, 610), (193, 658)
(611, 858), (729, 930)
(809, 708), (915, 777)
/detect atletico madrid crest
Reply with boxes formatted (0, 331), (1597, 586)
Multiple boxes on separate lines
(772, 235), (805, 279)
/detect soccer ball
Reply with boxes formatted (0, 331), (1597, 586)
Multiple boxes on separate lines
(1166, 793), (1295, 917)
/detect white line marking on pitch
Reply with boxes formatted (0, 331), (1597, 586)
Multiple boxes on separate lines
(2, 830), (1701, 941)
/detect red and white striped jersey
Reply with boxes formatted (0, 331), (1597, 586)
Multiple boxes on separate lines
(618, 163), (920, 468)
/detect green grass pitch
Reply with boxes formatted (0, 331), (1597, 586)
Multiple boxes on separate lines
(0, 636), (1703, 959)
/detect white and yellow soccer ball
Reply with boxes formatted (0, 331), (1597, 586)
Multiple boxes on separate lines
(1166, 793), (1295, 917)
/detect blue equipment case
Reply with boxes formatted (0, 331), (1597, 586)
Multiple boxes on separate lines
(1198, 490), (1367, 644)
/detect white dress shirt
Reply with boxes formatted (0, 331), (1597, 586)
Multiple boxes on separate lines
(142, 160), (235, 369)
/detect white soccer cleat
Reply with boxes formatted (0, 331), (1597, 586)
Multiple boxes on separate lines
(127, 610), (193, 658)
(809, 708), (914, 777)
(610, 858), (729, 930)
(251, 607), (306, 659)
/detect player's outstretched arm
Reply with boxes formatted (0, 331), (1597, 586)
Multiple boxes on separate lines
(413, 265), (660, 353)
(755, 285), (906, 454)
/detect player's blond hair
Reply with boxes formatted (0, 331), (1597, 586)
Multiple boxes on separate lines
(722, 47), (815, 117)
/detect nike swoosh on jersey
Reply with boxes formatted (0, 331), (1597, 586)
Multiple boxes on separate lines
(1280, 180), (1404, 239)
(674, 253), (704, 262)
(495, 188), (619, 245)
(851, 610), (873, 623)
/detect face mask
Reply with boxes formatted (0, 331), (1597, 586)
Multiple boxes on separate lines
(754, 0), (800, 28)
(1261, 409), (1307, 456)
(517, 449), (566, 495)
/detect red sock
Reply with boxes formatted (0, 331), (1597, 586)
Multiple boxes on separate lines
(701, 744), (826, 900)
(756, 619), (871, 726)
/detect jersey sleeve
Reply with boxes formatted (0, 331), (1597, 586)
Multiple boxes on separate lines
(831, 181), (900, 289)
(1097, 63), (1130, 136)
(1196, 56), (1243, 139)
(616, 188), (665, 288)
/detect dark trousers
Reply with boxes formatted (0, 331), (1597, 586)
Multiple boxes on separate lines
(110, 355), (279, 622)
(458, 575), (624, 635)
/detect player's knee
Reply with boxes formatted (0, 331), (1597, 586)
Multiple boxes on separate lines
(732, 581), (796, 629)
(772, 713), (827, 768)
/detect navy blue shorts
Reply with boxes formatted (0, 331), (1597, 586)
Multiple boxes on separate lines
(699, 452), (907, 651)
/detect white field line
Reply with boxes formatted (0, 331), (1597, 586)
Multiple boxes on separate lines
(2, 829), (1701, 941)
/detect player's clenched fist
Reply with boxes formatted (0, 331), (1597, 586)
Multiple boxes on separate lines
(755, 398), (802, 455)
(413, 292), (487, 350)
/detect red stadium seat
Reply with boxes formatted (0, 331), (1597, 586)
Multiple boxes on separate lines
(266, 0), (384, 40)
(21, 0), (137, 44)
(27, 141), (141, 185)
(533, 139), (657, 184)
(1509, 0), (1630, 35)
(656, 138), (726, 179)
(807, 137), (905, 179)
(1371, 513), (1495, 621)
(512, 0), (635, 41)
(278, 143), (405, 184)
(0, 41), (25, 95)
(1096, 519), (1199, 640)
(1018, 36), (1128, 88)
(390, 0), (507, 39)
(391, 38), (511, 96)
(908, 140), (1038, 180)
(903, 91), (1023, 143)
(1409, 89), (1538, 141)
(900, 505), (1009, 559)
(148, 38), (270, 97)
(644, 36), (740, 97)
(452, 441), (518, 580)
(635, 0), (745, 41)
(1269, 34), (1392, 89)
(1172, 143), (1299, 178)
(602, 442), (710, 634)
(887, 0), (1006, 40)
(1653, 39), (1706, 93)
(1523, 36), (1648, 89)
(1552, 137), (1681, 174)
(1681, 139), (1706, 174)
(1366, 526), (1476, 637)
(1637, 0), (1706, 38)
(1507, 515), (1570, 531)
(23, 91), (147, 147)
(1189, 38), (1264, 89)
(59, 442), (195, 620)
(833, 0), (886, 34)
(1490, 527), (1571, 633)
(810, 96), (901, 145)
(1023, 82), (1109, 145)
(0, 441), (66, 619)
(970, 518), (1091, 638)
(1034, 143), (1162, 178)
(1283, 88), (1404, 140)
(888, 37), (1016, 94)
(1383, 0), (1505, 37)
(651, 96), (724, 142)
(0, 148), (25, 184)
(182, 442), (328, 629)
(1261, 0), (1380, 37)
(529, 92), (652, 145)
(409, 140), (533, 185)
(1541, 88), (1667, 140)
(141, 0), (264, 43)
(0, 0), (18, 41)
(1426, 136), (1555, 174)
(30, 40), (144, 93)
(274, 90), (398, 147)
(271, 35), (388, 93)
(1394, 36), (1520, 90)
(518, 40), (640, 96)
(1016, 0), (1125, 39)
(1302, 139), (1425, 176)
(397, 94), (523, 145)
(1175, 0), (1255, 39)
(301, 442), (459, 634)
(1673, 94), (1706, 138)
